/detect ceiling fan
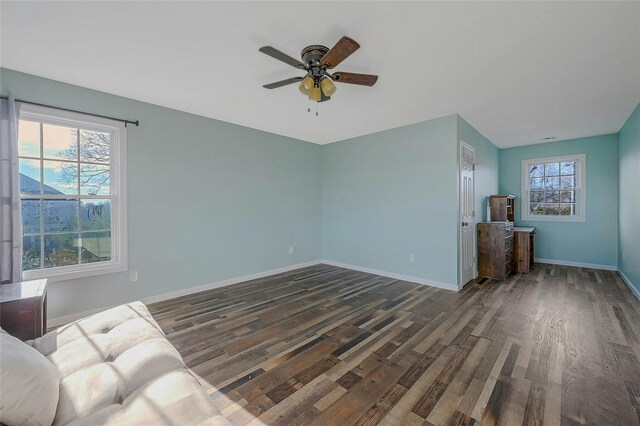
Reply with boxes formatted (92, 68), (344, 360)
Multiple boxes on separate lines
(259, 36), (378, 104)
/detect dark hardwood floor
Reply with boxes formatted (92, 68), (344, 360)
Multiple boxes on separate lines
(148, 263), (640, 426)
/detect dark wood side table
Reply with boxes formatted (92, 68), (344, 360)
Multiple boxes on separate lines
(514, 227), (536, 273)
(0, 279), (47, 341)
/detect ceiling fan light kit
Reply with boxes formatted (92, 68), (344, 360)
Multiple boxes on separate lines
(320, 78), (336, 97)
(259, 36), (378, 114)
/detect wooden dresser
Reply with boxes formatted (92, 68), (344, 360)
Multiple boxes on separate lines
(478, 222), (514, 280)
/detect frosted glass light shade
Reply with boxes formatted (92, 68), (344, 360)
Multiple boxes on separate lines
(309, 86), (321, 102)
(299, 76), (313, 95)
(321, 78), (336, 96)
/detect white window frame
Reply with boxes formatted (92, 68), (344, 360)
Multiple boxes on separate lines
(521, 153), (586, 222)
(19, 104), (127, 281)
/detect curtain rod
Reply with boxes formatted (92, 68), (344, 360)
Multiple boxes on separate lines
(0, 95), (140, 127)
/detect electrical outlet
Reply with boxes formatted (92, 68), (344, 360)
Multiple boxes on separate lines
(409, 254), (415, 263)
(129, 271), (139, 282)
(289, 246), (295, 255)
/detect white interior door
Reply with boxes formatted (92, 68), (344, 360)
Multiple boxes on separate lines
(459, 141), (476, 286)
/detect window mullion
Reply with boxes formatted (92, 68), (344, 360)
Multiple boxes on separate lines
(39, 122), (44, 269)
(77, 129), (81, 266)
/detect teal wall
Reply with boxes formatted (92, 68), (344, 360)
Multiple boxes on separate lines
(456, 116), (500, 224)
(321, 115), (458, 286)
(619, 103), (640, 293)
(499, 134), (619, 267)
(1, 68), (322, 319)
(321, 115), (499, 287)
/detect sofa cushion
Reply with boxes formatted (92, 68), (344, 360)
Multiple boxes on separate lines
(1, 328), (60, 426)
(27, 302), (230, 425)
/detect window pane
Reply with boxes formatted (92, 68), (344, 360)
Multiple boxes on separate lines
(544, 204), (560, 215)
(79, 130), (110, 164)
(529, 164), (544, 178)
(561, 175), (575, 189)
(560, 162), (575, 175)
(43, 160), (78, 195)
(43, 123), (77, 161)
(18, 121), (41, 158)
(44, 233), (79, 268)
(43, 199), (78, 233)
(530, 191), (543, 203)
(19, 158), (41, 194)
(560, 204), (575, 215)
(79, 164), (110, 195)
(22, 236), (41, 271)
(81, 231), (111, 263)
(81, 199), (111, 231)
(530, 204), (544, 215)
(544, 190), (560, 203)
(560, 190), (575, 203)
(530, 177), (544, 189)
(21, 200), (41, 234)
(545, 163), (560, 176)
(545, 176), (559, 189)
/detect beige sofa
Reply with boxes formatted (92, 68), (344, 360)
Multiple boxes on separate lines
(24, 301), (230, 425)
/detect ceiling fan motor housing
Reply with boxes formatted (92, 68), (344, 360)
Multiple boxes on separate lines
(301, 45), (329, 68)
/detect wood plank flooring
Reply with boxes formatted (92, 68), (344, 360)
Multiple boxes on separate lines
(148, 264), (640, 425)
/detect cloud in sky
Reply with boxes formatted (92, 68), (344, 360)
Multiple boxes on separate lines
(19, 119), (76, 157)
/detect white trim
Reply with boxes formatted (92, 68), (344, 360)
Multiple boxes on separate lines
(19, 104), (128, 282)
(521, 153), (586, 222)
(47, 260), (321, 327)
(321, 259), (461, 291)
(618, 269), (640, 302)
(534, 257), (617, 271)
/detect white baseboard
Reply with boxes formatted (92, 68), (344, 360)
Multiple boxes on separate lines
(48, 260), (322, 327)
(321, 259), (460, 292)
(534, 258), (618, 271)
(618, 269), (640, 302)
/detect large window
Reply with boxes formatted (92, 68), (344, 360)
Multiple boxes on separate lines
(18, 105), (127, 280)
(521, 154), (586, 222)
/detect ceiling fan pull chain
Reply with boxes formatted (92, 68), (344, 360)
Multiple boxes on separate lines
(316, 102), (319, 117)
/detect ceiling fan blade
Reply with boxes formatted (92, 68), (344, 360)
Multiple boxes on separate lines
(320, 36), (360, 69)
(333, 72), (378, 86)
(319, 92), (331, 103)
(259, 46), (306, 69)
(263, 76), (304, 89)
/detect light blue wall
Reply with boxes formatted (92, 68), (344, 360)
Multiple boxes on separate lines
(1, 68), (322, 319)
(619, 103), (640, 293)
(499, 134), (619, 267)
(456, 116), (500, 223)
(322, 115), (460, 286)
(456, 116), (500, 281)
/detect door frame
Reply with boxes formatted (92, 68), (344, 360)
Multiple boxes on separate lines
(458, 140), (477, 287)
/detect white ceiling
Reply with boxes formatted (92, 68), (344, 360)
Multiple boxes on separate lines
(1, 1), (639, 148)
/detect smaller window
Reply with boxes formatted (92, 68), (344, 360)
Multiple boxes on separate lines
(521, 154), (586, 222)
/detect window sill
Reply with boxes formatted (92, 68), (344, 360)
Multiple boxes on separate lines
(22, 261), (127, 282)
(521, 215), (586, 223)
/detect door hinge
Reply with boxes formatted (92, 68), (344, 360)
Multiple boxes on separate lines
(472, 163), (476, 171)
